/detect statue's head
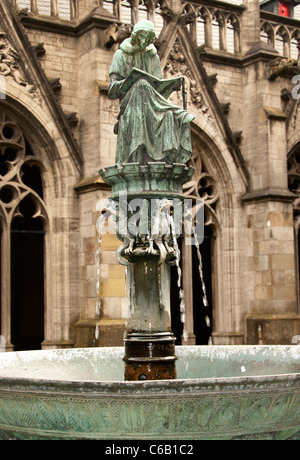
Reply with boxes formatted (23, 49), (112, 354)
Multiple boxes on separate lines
(131, 20), (156, 51)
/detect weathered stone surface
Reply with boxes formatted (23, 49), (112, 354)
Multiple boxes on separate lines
(0, 0), (299, 348)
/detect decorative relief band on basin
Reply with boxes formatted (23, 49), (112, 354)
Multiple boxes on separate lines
(0, 346), (299, 440)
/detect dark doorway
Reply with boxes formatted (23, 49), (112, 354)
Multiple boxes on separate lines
(171, 229), (214, 345)
(11, 196), (45, 351)
(0, 221), (1, 335)
(298, 228), (300, 314)
(192, 228), (213, 345)
(170, 239), (183, 345)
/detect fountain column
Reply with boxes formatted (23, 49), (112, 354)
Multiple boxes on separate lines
(124, 253), (176, 381)
(100, 162), (194, 380)
(100, 20), (196, 380)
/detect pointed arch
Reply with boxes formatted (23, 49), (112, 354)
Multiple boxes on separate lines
(197, 6), (212, 48)
(291, 29), (300, 59)
(159, 25), (250, 192)
(212, 10), (226, 51)
(0, 107), (47, 349)
(160, 26), (249, 341)
(227, 13), (240, 54)
(173, 118), (248, 344)
(0, 91), (81, 349)
(275, 25), (291, 57)
(261, 21), (275, 49)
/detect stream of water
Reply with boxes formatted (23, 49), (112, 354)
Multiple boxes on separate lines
(190, 213), (212, 344)
(168, 213), (188, 342)
(95, 203), (113, 340)
(95, 201), (211, 345)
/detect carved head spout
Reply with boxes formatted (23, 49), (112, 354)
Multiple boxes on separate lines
(131, 20), (156, 51)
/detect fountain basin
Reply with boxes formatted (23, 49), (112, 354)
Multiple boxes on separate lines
(0, 345), (299, 440)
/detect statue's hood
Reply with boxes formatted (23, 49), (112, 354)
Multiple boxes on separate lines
(120, 38), (157, 56)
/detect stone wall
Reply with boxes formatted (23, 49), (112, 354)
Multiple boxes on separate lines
(0, 0), (299, 348)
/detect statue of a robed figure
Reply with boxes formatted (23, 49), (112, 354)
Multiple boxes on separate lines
(101, 20), (196, 381)
(108, 20), (195, 165)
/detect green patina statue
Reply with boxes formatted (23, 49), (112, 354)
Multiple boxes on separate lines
(108, 20), (195, 165)
(102, 20), (197, 381)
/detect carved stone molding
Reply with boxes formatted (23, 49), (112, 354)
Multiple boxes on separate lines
(208, 73), (218, 86)
(0, 31), (35, 95)
(233, 131), (243, 145)
(65, 112), (78, 128)
(163, 41), (210, 117)
(221, 102), (231, 115)
(183, 140), (219, 228)
(267, 57), (300, 81)
(101, 23), (131, 48)
(0, 110), (47, 224)
(48, 77), (62, 95)
(34, 42), (46, 59)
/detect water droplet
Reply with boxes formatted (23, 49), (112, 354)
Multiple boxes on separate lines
(168, 214), (186, 328)
(95, 298), (101, 317)
(183, 329), (188, 342)
(95, 324), (100, 340)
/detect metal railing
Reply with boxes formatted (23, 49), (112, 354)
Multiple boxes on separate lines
(12, 0), (76, 21)
(102, 0), (243, 54)
(261, 10), (300, 59)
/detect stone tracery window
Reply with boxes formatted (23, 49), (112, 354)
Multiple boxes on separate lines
(15, 0), (73, 21)
(260, 19), (300, 59)
(183, 139), (219, 229)
(0, 112), (46, 224)
(0, 110), (47, 350)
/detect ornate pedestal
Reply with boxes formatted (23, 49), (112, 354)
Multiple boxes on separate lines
(100, 162), (194, 380)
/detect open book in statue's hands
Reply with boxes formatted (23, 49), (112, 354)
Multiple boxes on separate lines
(120, 67), (183, 100)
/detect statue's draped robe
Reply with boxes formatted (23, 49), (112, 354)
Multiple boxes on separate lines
(108, 40), (194, 164)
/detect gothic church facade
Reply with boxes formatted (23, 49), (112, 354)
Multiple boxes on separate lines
(0, 0), (299, 350)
